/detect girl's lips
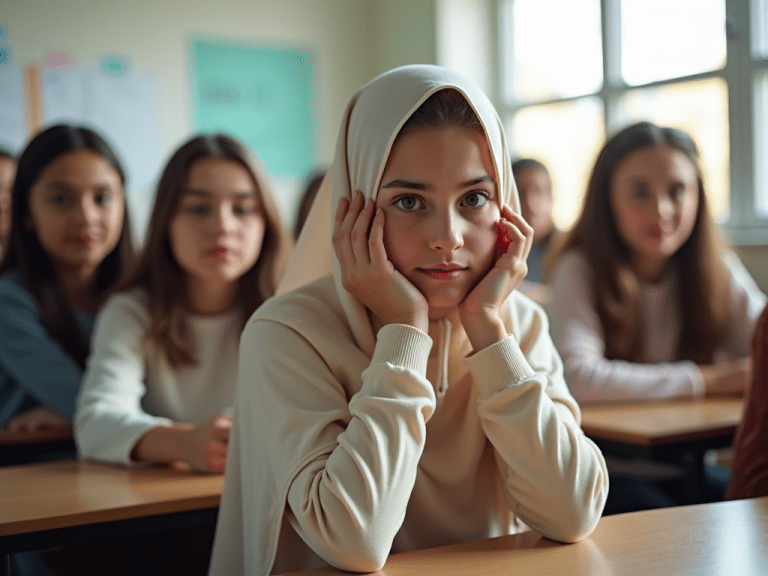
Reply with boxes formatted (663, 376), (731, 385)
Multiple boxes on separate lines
(419, 267), (466, 280)
(211, 246), (228, 259)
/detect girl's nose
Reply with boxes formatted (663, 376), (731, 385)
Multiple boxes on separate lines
(214, 205), (237, 234)
(428, 209), (463, 252)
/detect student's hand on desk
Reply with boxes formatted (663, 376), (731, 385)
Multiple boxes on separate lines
(184, 413), (232, 473)
(7, 406), (70, 433)
(459, 205), (533, 352)
(700, 358), (752, 396)
(334, 191), (429, 333)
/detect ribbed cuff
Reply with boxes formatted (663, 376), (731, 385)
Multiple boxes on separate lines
(371, 323), (432, 376)
(464, 336), (535, 398)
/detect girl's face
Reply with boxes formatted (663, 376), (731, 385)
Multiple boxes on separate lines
(169, 158), (265, 289)
(376, 125), (500, 316)
(515, 166), (553, 243)
(0, 156), (16, 246)
(610, 145), (699, 276)
(27, 150), (124, 274)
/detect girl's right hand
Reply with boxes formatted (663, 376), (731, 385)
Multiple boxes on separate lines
(333, 190), (429, 333)
(699, 358), (752, 396)
(7, 406), (70, 433)
(183, 413), (231, 473)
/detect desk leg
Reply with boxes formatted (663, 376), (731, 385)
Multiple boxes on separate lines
(3, 553), (11, 576)
(683, 451), (705, 504)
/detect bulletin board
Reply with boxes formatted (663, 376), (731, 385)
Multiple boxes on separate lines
(190, 39), (315, 179)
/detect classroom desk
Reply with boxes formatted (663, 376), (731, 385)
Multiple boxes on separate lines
(0, 460), (223, 573)
(0, 427), (75, 466)
(579, 397), (745, 502)
(276, 496), (768, 576)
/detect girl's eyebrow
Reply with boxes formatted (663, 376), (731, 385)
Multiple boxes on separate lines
(184, 188), (258, 198)
(382, 175), (496, 192)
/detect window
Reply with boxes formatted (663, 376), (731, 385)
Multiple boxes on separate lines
(497, 0), (768, 241)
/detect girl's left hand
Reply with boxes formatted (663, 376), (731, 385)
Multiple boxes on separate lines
(458, 204), (533, 351)
(7, 406), (70, 433)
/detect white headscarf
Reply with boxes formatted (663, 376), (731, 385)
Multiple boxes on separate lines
(279, 64), (520, 357)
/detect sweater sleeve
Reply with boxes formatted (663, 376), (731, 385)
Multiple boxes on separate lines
(727, 304), (768, 500)
(0, 276), (84, 421)
(548, 251), (704, 403)
(243, 320), (434, 573)
(464, 304), (608, 543)
(74, 293), (172, 465)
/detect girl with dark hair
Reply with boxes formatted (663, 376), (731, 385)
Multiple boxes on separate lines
(0, 124), (133, 430)
(75, 133), (291, 472)
(548, 121), (765, 405)
(210, 65), (607, 575)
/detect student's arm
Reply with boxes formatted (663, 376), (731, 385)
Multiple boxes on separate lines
(465, 302), (608, 543)
(548, 252), (704, 403)
(74, 293), (174, 465)
(243, 319), (434, 573)
(727, 304), (768, 500)
(0, 278), (84, 422)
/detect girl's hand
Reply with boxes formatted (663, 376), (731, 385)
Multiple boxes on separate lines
(333, 190), (429, 333)
(459, 205), (533, 351)
(699, 358), (752, 397)
(182, 413), (231, 473)
(7, 406), (70, 433)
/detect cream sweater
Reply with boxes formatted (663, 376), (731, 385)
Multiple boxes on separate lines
(209, 276), (608, 575)
(75, 289), (241, 465)
(549, 250), (767, 404)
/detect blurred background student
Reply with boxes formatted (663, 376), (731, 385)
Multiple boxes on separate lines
(512, 158), (556, 306)
(0, 147), (16, 260)
(547, 121), (766, 513)
(727, 302), (768, 500)
(75, 133), (290, 474)
(0, 124), (134, 432)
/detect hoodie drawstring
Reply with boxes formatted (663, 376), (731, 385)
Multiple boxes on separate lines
(435, 317), (451, 398)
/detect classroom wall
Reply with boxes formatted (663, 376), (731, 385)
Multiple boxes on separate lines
(2, 0), (437, 235)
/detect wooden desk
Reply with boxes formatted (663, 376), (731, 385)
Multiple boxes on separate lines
(579, 398), (744, 502)
(276, 496), (768, 576)
(0, 460), (223, 566)
(0, 427), (76, 466)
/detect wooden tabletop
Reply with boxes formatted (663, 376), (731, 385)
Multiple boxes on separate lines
(579, 397), (745, 446)
(276, 496), (768, 576)
(0, 460), (223, 536)
(0, 426), (73, 446)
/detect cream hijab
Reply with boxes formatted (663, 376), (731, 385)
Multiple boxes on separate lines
(279, 64), (520, 356)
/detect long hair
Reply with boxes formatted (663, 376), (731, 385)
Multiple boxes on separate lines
(549, 121), (731, 363)
(113, 134), (291, 369)
(0, 124), (134, 368)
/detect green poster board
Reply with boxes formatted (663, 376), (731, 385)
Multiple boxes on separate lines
(190, 39), (314, 178)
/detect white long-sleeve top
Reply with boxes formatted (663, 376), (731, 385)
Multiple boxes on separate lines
(209, 276), (608, 575)
(75, 289), (241, 464)
(549, 250), (767, 404)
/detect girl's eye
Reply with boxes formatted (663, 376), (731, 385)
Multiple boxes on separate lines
(234, 201), (259, 216)
(95, 192), (113, 206)
(462, 191), (489, 208)
(630, 187), (650, 200)
(185, 203), (211, 216)
(670, 185), (686, 201)
(50, 193), (73, 208)
(393, 195), (424, 211)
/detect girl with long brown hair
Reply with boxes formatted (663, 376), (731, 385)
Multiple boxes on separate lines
(0, 124), (133, 430)
(548, 121), (765, 405)
(75, 134), (290, 472)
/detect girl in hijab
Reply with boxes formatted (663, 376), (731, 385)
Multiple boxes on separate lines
(209, 65), (608, 575)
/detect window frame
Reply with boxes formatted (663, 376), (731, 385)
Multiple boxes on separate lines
(494, 0), (768, 244)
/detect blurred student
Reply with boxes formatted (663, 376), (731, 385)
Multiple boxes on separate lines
(727, 303), (768, 500)
(75, 134), (290, 474)
(294, 170), (325, 239)
(0, 125), (133, 431)
(547, 121), (766, 513)
(549, 121), (765, 406)
(0, 147), (16, 259)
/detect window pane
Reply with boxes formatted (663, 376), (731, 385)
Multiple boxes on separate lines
(620, 0), (726, 86)
(614, 78), (730, 222)
(501, 0), (602, 103)
(507, 98), (605, 230)
(753, 0), (768, 59)
(755, 70), (768, 217)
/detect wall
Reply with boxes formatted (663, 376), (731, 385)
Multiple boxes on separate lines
(1, 0), (385, 234)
